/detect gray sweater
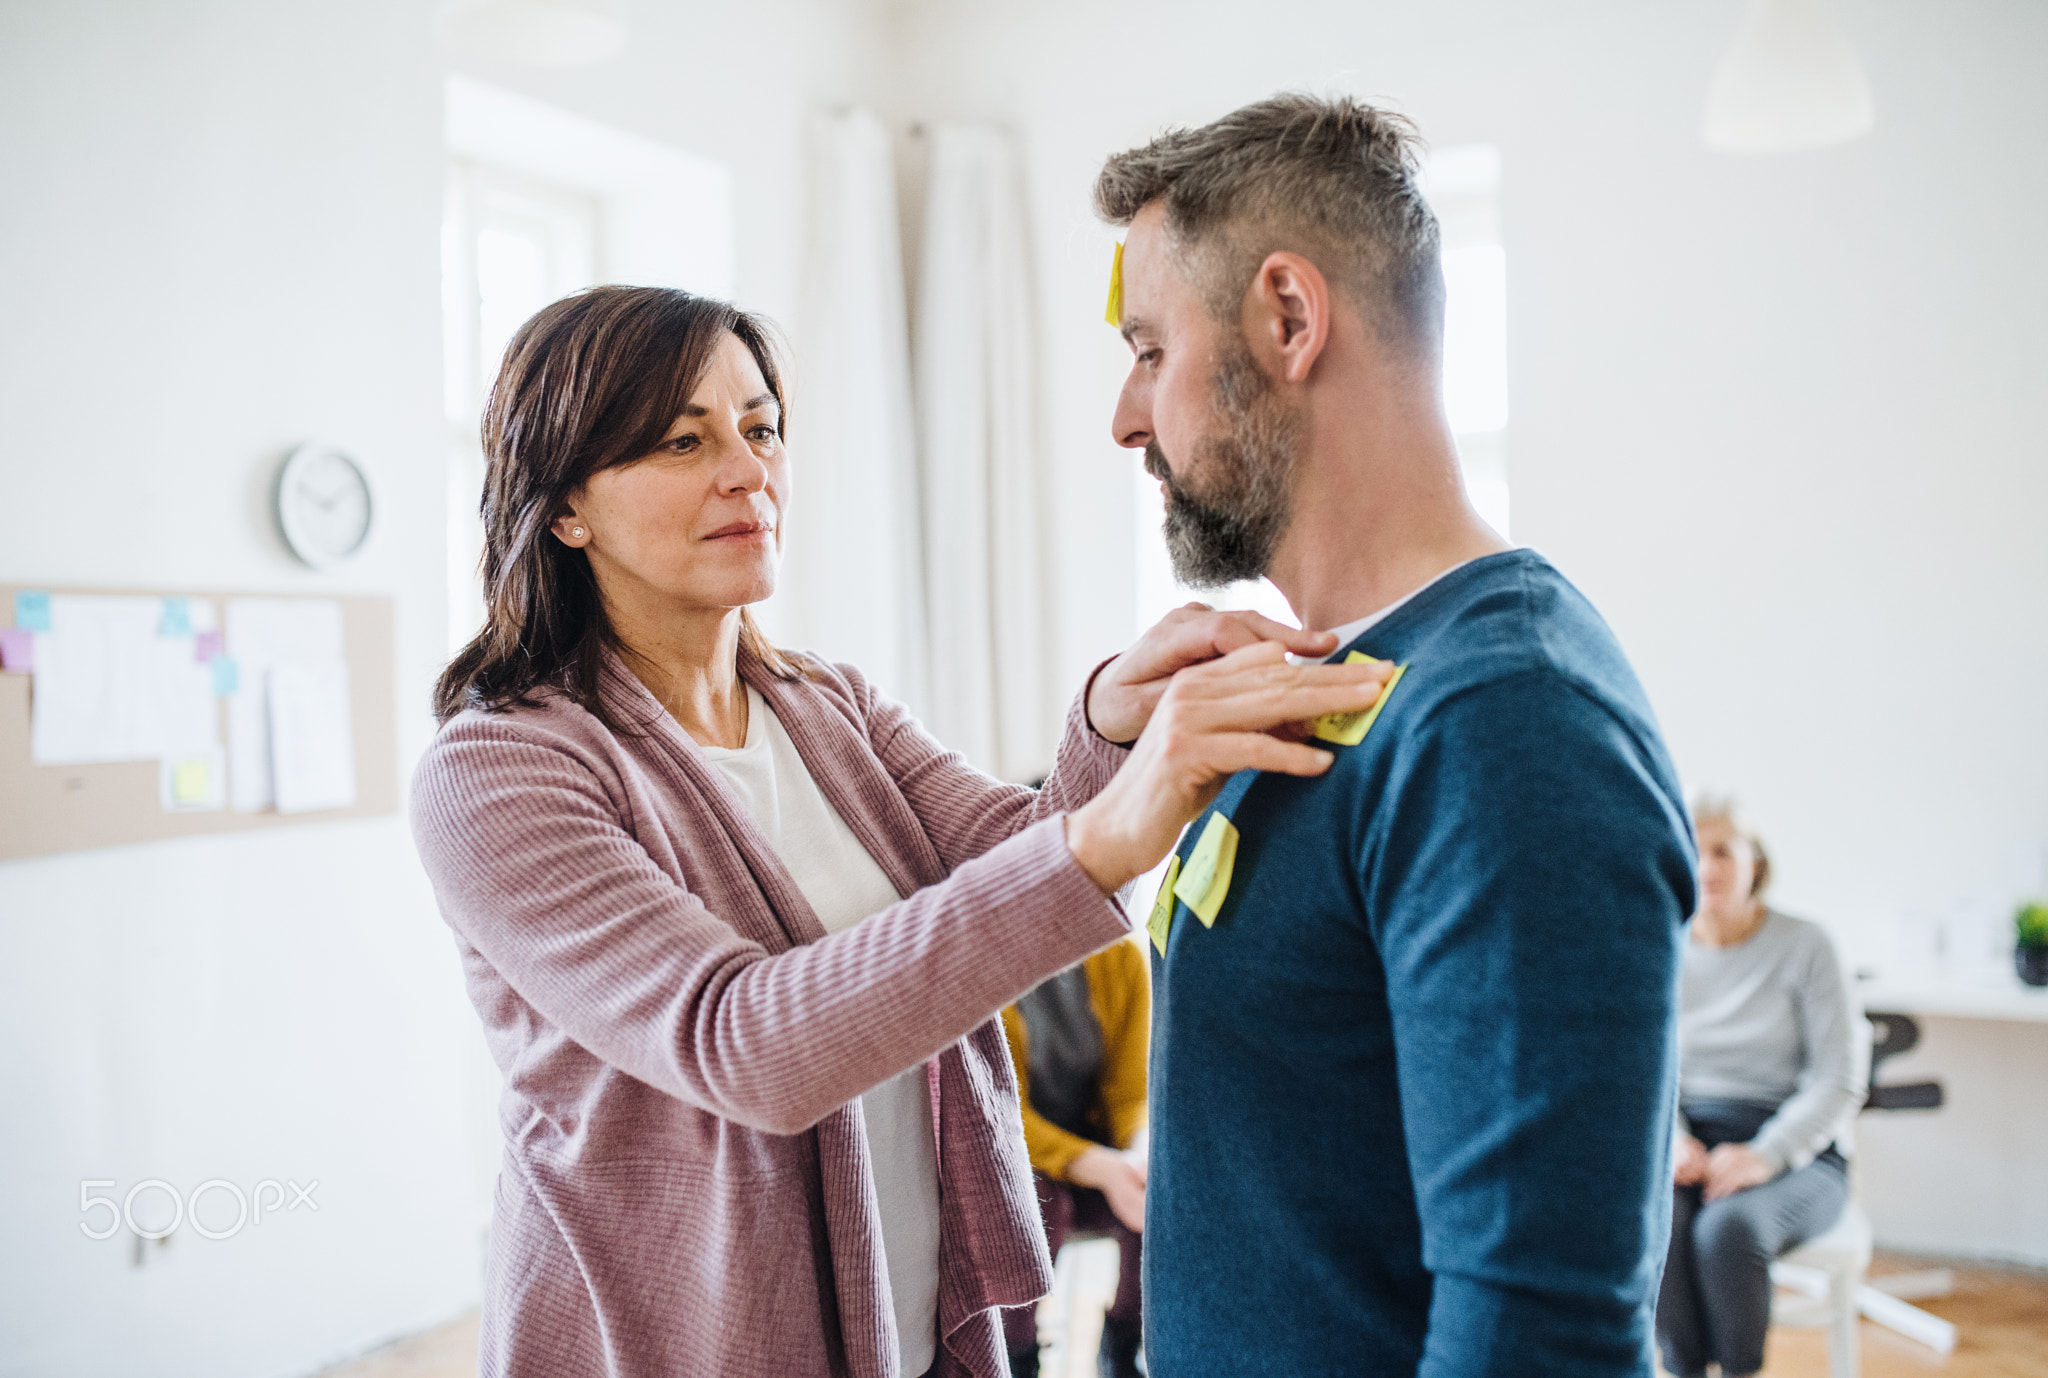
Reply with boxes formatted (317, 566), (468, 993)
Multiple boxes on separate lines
(1678, 909), (1867, 1171)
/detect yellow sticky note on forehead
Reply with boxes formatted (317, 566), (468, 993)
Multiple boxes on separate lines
(1173, 812), (1239, 928)
(1310, 652), (1407, 747)
(1104, 241), (1125, 327)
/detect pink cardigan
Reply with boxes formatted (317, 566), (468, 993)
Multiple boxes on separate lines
(409, 645), (1133, 1378)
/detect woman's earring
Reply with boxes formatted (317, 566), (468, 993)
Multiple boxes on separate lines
(571, 526), (587, 540)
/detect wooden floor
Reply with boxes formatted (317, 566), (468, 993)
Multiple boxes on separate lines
(315, 1252), (2048, 1378)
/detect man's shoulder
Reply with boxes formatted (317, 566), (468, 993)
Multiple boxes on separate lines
(1361, 549), (1659, 746)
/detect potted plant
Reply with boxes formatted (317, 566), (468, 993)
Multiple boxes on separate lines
(2017, 901), (2048, 987)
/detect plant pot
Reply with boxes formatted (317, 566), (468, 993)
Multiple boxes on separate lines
(2018, 945), (2048, 988)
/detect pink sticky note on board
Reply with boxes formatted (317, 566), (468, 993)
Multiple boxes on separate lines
(0, 628), (32, 672)
(194, 630), (224, 662)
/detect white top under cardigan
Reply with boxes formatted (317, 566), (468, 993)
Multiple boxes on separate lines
(700, 685), (942, 1378)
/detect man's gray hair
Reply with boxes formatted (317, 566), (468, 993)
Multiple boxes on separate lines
(1094, 93), (1443, 357)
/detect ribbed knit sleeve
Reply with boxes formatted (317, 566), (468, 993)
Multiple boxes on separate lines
(409, 708), (1130, 1138)
(850, 658), (1131, 874)
(1746, 920), (1867, 1172)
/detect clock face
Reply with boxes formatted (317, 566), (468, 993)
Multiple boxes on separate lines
(277, 444), (373, 568)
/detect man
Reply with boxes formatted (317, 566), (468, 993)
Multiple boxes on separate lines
(1097, 95), (1696, 1376)
(999, 940), (1151, 1378)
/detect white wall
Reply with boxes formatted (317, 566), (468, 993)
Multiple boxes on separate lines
(0, 2), (885, 1374)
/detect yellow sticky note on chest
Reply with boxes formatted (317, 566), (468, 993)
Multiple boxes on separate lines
(1172, 812), (1239, 928)
(1104, 241), (1125, 327)
(1310, 652), (1408, 746)
(1147, 854), (1179, 955)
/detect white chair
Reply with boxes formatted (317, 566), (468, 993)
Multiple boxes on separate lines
(1769, 1199), (1872, 1378)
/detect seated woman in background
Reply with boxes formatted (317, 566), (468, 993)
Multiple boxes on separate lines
(1000, 939), (1150, 1378)
(1657, 799), (1867, 1378)
(411, 285), (1387, 1378)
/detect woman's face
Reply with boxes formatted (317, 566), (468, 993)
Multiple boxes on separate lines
(1694, 817), (1757, 914)
(555, 331), (788, 619)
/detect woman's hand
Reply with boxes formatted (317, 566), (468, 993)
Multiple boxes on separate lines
(1064, 642), (1395, 893)
(1087, 603), (1341, 745)
(1673, 1133), (1709, 1186)
(1702, 1142), (1777, 1201)
(1069, 1144), (1147, 1234)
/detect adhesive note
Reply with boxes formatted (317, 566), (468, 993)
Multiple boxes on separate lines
(211, 655), (239, 696)
(0, 628), (31, 672)
(1310, 652), (1408, 746)
(268, 660), (356, 813)
(159, 748), (226, 812)
(1173, 812), (1239, 928)
(194, 630), (224, 663)
(14, 590), (52, 631)
(1147, 854), (1180, 956)
(1104, 241), (1125, 327)
(158, 597), (191, 637)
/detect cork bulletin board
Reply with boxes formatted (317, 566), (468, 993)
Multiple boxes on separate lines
(0, 585), (399, 861)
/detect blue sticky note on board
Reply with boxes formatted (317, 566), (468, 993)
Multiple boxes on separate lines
(159, 597), (192, 637)
(211, 655), (239, 696)
(14, 591), (52, 631)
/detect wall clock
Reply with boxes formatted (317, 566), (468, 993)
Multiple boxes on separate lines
(275, 442), (374, 569)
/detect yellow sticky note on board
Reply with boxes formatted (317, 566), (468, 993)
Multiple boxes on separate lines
(1147, 854), (1180, 955)
(1310, 653), (1408, 746)
(1173, 812), (1239, 927)
(1104, 241), (1125, 327)
(171, 758), (210, 803)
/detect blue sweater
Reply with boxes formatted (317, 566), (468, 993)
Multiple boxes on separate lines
(1144, 550), (1695, 1377)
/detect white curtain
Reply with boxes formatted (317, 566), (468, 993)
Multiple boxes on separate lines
(914, 125), (1053, 782)
(784, 108), (929, 715)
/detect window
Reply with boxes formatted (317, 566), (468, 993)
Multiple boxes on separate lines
(1132, 144), (1509, 634)
(442, 164), (602, 651)
(438, 76), (735, 653)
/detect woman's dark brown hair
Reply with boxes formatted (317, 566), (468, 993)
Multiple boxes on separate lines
(434, 286), (804, 728)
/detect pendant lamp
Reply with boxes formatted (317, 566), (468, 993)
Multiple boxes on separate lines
(439, 0), (626, 66)
(1703, 0), (1876, 154)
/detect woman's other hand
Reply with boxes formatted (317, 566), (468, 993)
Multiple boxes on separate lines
(1673, 1133), (1710, 1186)
(1065, 642), (1394, 892)
(1702, 1142), (1777, 1201)
(1087, 603), (1340, 745)
(1069, 1144), (1148, 1234)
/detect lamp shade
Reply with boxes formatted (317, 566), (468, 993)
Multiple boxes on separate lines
(439, 0), (626, 67)
(1703, 0), (1876, 154)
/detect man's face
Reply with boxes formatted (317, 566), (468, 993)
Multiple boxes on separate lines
(1112, 201), (1307, 589)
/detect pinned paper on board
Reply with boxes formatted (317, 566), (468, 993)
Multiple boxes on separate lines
(223, 598), (346, 811)
(1309, 652), (1408, 747)
(1104, 241), (1125, 327)
(28, 595), (220, 767)
(267, 660), (356, 814)
(0, 628), (32, 673)
(1147, 854), (1180, 955)
(1173, 812), (1240, 928)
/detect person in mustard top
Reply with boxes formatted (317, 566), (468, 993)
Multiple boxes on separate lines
(999, 939), (1151, 1378)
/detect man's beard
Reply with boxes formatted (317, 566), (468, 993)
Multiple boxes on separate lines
(1146, 339), (1306, 589)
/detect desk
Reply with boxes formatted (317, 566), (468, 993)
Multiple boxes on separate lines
(1849, 971), (2048, 1266)
(1856, 972), (2048, 1023)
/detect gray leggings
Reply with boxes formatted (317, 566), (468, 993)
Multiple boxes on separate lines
(1655, 1101), (1848, 1378)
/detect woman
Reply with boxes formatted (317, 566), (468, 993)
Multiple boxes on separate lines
(410, 285), (1387, 1378)
(1656, 799), (1866, 1378)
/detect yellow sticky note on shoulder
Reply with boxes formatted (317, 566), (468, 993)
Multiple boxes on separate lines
(1310, 652), (1407, 746)
(1172, 812), (1239, 927)
(1104, 241), (1125, 327)
(1147, 854), (1179, 955)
